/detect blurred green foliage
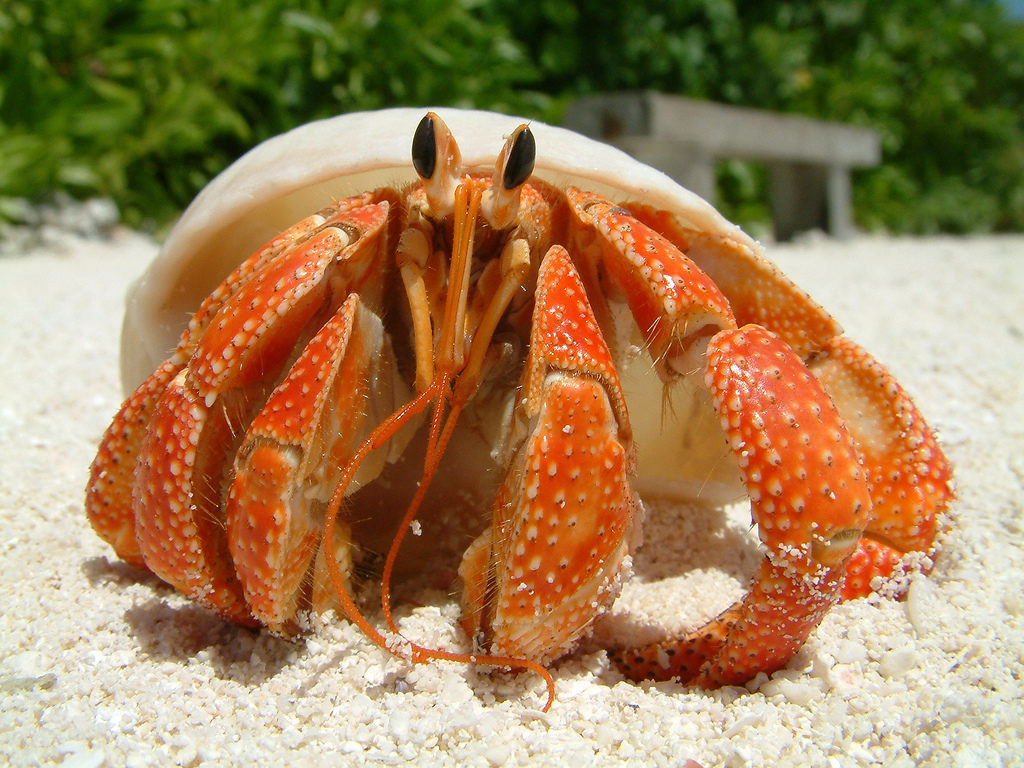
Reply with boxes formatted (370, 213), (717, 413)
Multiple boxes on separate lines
(498, 0), (1024, 233)
(2, 0), (1022, 233)
(0, 0), (541, 227)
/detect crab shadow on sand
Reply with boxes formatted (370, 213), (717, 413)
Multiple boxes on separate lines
(81, 556), (299, 685)
(77, 495), (761, 693)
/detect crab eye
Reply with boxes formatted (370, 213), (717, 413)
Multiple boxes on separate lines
(502, 125), (535, 191)
(412, 114), (436, 180)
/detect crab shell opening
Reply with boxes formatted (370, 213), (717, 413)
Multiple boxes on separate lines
(121, 107), (758, 505)
(121, 107), (759, 393)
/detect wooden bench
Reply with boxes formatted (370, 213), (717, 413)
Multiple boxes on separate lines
(564, 91), (881, 240)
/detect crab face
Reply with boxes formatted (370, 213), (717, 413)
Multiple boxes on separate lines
(87, 108), (953, 709)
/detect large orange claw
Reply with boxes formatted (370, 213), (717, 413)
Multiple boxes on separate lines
(810, 337), (954, 598)
(226, 294), (400, 631)
(459, 245), (642, 664)
(614, 325), (871, 684)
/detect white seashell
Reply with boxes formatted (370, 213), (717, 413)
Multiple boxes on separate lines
(120, 107), (757, 392)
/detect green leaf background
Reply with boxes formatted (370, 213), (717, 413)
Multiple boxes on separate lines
(2, 0), (1022, 233)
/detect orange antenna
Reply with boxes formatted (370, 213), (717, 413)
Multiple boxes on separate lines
(322, 171), (554, 710)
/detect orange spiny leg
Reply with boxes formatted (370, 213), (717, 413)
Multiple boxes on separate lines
(809, 336), (954, 599)
(86, 359), (180, 570)
(614, 325), (871, 686)
(178, 197), (377, 355)
(187, 202), (389, 404)
(225, 294), (400, 632)
(85, 197), (379, 569)
(459, 245), (641, 667)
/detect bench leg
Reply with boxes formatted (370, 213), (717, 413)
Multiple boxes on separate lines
(769, 162), (825, 240)
(770, 162), (855, 241)
(827, 164), (854, 240)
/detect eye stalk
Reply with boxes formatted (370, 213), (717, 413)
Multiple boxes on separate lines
(411, 114), (437, 180)
(414, 111), (463, 218)
(411, 112), (534, 229)
(483, 122), (534, 229)
(502, 125), (536, 191)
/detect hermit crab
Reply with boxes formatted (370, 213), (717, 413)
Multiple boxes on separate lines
(86, 108), (953, 709)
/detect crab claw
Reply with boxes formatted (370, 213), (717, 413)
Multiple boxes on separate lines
(225, 294), (404, 632)
(810, 337), (954, 598)
(614, 325), (872, 685)
(459, 245), (643, 664)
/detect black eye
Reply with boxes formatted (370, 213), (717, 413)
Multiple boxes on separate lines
(412, 114), (436, 180)
(502, 126), (535, 190)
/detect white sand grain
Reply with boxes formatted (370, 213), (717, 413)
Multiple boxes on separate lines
(1, 231), (1022, 767)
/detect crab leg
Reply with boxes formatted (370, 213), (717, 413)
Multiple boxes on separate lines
(85, 197), (377, 569)
(129, 202), (388, 622)
(459, 245), (642, 663)
(626, 199), (953, 597)
(614, 325), (872, 685)
(622, 202), (842, 359)
(566, 188), (737, 382)
(86, 360), (182, 569)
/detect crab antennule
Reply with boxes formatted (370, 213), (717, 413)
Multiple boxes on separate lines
(437, 181), (482, 371)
